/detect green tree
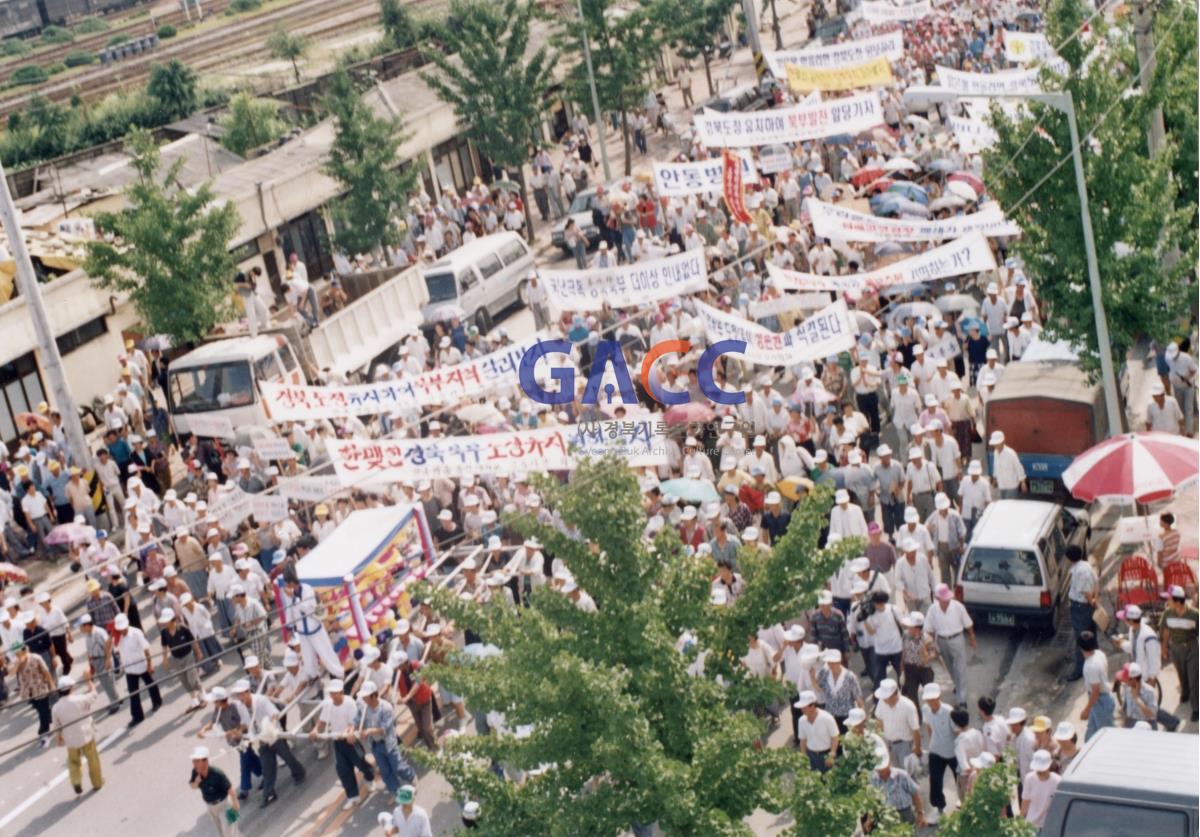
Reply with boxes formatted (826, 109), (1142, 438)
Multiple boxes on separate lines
(414, 459), (865, 835)
(321, 69), (418, 256)
(982, 0), (1197, 382)
(84, 130), (240, 346)
(147, 59), (198, 122)
(267, 26), (310, 85)
(420, 0), (555, 238)
(559, 0), (662, 175)
(1144, 0), (1198, 224)
(778, 735), (907, 837)
(379, 0), (418, 50)
(219, 92), (285, 156)
(661, 0), (736, 97)
(27, 95), (70, 160)
(939, 759), (1035, 837)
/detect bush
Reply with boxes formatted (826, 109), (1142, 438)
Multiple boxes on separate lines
(156, 24), (177, 38)
(73, 17), (110, 34)
(64, 50), (96, 67)
(106, 33), (131, 47)
(230, 0), (262, 12)
(10, 65), (48, 85)
(40, 25), (75, 45)
(2, 39), (31, 57)
(46, 62), (67, 75)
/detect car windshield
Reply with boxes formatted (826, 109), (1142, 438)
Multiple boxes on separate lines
(569, 192), (594, 214)
(962, 548), (1043, 586)
(168, 361), (255, 414)
(424, 271), (458, 303)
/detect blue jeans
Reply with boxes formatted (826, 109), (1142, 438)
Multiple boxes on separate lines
(1069, 600), (1095, 677)
(806, 749), (831, 772)
(1086, 692), (1115, 741)
(370, 741), (414, 795)
(239, 747), (263, 793)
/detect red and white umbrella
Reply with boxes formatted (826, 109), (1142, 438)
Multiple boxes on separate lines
(1062, 432), (1200, 504)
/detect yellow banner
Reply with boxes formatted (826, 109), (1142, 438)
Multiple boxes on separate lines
(786, 56), (894, 92)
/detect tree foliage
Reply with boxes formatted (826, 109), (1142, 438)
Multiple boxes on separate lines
(558, 0), (662, 174)
(321, 70), (418, 256)
(267, 26), (310, 84)
(659, 0), (736, 96)
(147, 59), (198, 122)
(84, 130), (240, 346)
(938, 758), (1035, 837)
(414, 458), (868, 835)
(982, 0), (1197, 379)
(379, 0), (419, 50)
(219, 92), (285, 157)
(777, 735), (907, 837)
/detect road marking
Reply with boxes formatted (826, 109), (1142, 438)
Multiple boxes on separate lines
(0, 727), (126, 830)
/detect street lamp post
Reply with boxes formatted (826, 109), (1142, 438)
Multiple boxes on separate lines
(574, 0), (612, 183)
(903, 87), (1123, 437)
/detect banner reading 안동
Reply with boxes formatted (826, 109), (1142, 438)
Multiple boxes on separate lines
(807, 199), (1021, 242)
(766, 233), (997, 294)
(694, 299), (857, 366)
(539, 247), (709, 312)
(786, 57), (895, 93)
(652, 156), (758, 197)
(765, 30), (903, 76)
(260, 333), (554, 421)
(328, 420), (668, 487)
(693, 92), (883, 148)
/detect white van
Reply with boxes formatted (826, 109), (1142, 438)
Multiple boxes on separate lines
(419, 232), (535, 332)
(955, 499), (1090, 633)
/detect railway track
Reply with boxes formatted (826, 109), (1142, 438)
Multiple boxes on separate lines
(0, 0), (381, 120)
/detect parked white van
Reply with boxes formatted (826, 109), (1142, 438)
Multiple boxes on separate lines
(955, 499), (1090, 633)
(419, 232), (534, 332)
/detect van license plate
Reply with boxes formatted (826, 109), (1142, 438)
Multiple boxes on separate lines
(988, 612), (1016, 627)
(1030, 479), (1055, 494)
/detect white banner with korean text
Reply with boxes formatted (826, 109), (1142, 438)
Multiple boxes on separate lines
(861, 0), (932, 23)
(259, 334), (553, 420)
(1003, 31), (1069, 74)
(328, 420), (668, 486)
(767, 233), (997, 293)
(694, 299), (857, 366)
(934, 66), (1043, 95)
(947, 116), (999, 153)
(652, 156), (759, 196)
(807, 199), (1021, 242)
(539, 247), (709, 311)
(765, 30), (903, 76)
(693, 92), (883, 148)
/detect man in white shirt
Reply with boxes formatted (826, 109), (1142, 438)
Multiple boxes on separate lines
(895, 539), (935, 615)
(829, 489), (869, 539)
(283, 579), (344, 679)
(988, 431), (1026, 499)
(958, 460), (992, 538)
(232, 680), (306, 805)
(904, 448), (941, 521)
(51, 675), (104, 793)
(864, 592), (904, 685)
(311, 680), (376, 808)
(795, 690), (840, 773)
(1145, 381), (1185, 434)
(923, 585), (976, 707)
(1020, 749), (1061, 828)
(389, 784), (433, 837)
(1165, 342), (1197, 435)
(113, 613), (162, 727)
(874, 678), (922, 768)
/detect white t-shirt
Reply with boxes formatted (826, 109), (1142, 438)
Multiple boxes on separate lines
(876, 695), (920, 742)
(319, 697), (358, 733)
(867, 606), (904, 655)
(798, 709), (839, 751)
(1082, 649), (1111, 694)
(1147, 397), (1184, 432)
(924, 600), (973, 638)
(1021, 770), (1062, 827)
(117, 628), (152, 675)
(392, 805), (434, 837)
(21, 491), (49, 521)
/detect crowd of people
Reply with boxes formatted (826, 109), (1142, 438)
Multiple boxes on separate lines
(0, 0), (1196, 834)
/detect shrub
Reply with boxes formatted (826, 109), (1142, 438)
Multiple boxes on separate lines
(230, 0), (262, 12)
(64, 50), (96, 67)
(73, 17), (110, 34)
(10, 65), (48, 85)
(3, 39), (32, 57)
(156, 24), (177, 38)
(40, 25), (75, 45)
(46, 62), (67, 75)
(106, 33), (130, 47)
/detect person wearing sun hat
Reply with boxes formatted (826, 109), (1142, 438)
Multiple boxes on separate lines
(1160, 584), (1200, 721)
(390, 783), (432, 837)
(1019, 748), (1061, 828)
(188, 745), (240, 835)
(1116, 662), (1159, 728)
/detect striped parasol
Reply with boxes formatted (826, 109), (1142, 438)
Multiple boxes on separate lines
(1062, 432), (1199, 504)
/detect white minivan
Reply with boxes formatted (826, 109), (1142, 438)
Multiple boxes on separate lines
(419, 231), (534, 332)
(955, 499), (1090, 633)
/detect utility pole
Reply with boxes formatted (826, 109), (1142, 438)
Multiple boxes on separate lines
(0, 161), (91, 466)
(574, 0), (612, 183)
(741, 0), (767, 80)
(1132, 0), (1167, 155)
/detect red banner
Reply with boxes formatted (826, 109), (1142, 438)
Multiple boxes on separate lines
(722, 149), (753, 224)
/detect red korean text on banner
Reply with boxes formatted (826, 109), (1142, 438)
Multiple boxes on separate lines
(722, 149), (753, 224)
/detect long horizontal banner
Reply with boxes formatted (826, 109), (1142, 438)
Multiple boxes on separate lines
(861, 0), (932, 22)
(539, 247), (708, 311)
(694, 299), (857, 366)
(328, 421), (668, 486)
(652, 155), (758, 197)
(260, 334), (551, 420)
(765, 31), (903, 75)
(807, 199), (1021, 242)
(693, 92), (882, 148)
(935, 66), (1043, 95)
(767, 232), (997, 293)
(947, 115), (998, 153)
(786, 57), (895, 93)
